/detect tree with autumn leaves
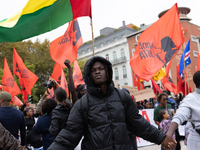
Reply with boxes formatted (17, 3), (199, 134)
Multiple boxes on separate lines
(0, 39), (87, 103)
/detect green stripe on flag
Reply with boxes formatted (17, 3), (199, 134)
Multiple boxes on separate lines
(0, 0), (73, 43)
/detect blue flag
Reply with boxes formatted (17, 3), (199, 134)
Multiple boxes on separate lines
(179, 39), (191, 75)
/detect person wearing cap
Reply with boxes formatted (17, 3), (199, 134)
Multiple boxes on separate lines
(0, 92), (26, 147)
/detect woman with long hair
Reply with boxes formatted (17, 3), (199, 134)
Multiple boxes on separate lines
(49, 87), (71, 139)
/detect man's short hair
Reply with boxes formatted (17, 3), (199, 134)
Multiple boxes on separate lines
(193, 70), (200, 88)
(0, 92), (11, 102)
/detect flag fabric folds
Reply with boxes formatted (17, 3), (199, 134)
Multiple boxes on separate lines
(13, 47), (38, 94)
(2, 58), (21, 97)
(51, 63), (69, 97)
(196, 54), (200, 71)
(73, 60), (85, 88)
(179, 39), (191, 75)
(130, 3), (184, 81)
(0, 0), (91, 43)
(151, 79), (162, 95)
(12, 96), (23, 106)
(161, 61), (177, 94)
(50, 19), (83, 67)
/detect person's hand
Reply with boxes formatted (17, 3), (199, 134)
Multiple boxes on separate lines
(64, 59), (71, 68)
(162, 134), (177, 150)
(170, 109), (175, 115)
(22, 146), (26, 149)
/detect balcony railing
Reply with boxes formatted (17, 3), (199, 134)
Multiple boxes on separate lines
(111, 56), (126, 65)
(123, 74), (127, 78)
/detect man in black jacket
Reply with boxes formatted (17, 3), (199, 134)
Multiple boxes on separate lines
(48, 56), (175, 150)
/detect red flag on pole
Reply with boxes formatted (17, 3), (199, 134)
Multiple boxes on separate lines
(151, 79), (162, 95)
(161, 61), (177, 94)
(176, 65), (192, 95)
(73, 60), (85, 88)
(50, 19), (83, 67)
(51, 63), (69, 97)
(130, 3), (184, 81)
(13, 47), (38, 94)
(2, 58), (21, 97)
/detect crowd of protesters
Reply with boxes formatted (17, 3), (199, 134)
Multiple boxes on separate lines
(0, 56), (199, 150)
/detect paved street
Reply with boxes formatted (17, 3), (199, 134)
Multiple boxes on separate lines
(138, 141), (187, 150)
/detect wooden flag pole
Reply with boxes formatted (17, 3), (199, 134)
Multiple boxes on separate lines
(91, 18), (95, 56)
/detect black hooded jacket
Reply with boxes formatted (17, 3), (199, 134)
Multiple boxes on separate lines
(48, 56), (166, 150)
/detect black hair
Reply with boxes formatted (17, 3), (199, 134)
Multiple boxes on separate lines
(76, 84), (87, 99)
(54, 87), (70, 110)
(158, 110), (167, 120)
(193, 70), (200, 88)
(157, 92), (168, 103)
(42, 98), (57, 115)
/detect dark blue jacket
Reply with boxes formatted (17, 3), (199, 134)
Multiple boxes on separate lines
(33, 114), (53, 150)
(0, 107), (26, 145)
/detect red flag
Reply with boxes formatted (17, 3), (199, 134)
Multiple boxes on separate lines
(12, 96), (23, 106)
(176, 65), (192, 95)
(50, 19), (83, 67)
(130, 3), (184, 81)
(133, 72), (139, 87)
(151, 79), (162, 95)
(196, 54), (200, 71)
(73, 60), (85, 88)
(13, 47), (38, 94)
(51, 63), (69, 97)
(2, 58), (21, 97)
(161, 61), (177, 94)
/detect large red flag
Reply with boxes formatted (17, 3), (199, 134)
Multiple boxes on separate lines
(73, 60), (85, 88)
(50, 19), (83, 67)
(2, 58), (21, 97)
(151, 79), (162, 95)
(13, 47), (38, 94)
(161, 61), (177, 94)
(51, 63), (69, 97)
(196, 53), (200, 71)
(130, 3), (184, 81)
(133, 72), (139, 87)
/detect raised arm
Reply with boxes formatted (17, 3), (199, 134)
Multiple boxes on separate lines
(64, 59), (78, 104)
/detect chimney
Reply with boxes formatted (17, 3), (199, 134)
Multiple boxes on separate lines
(122, 21), (125, 26)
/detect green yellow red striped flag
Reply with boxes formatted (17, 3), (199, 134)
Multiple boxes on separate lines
(0, 0), (91, 43)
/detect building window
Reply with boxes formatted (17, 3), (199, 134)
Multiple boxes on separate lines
(124, 83), (128, 85)
(82, 50), (85, 54)
(114, 37), (118, 41)
(193, 51), (198, 58)
(100, 43), (103, 47)
(121, 49), (125, 57)
(115, 68), (119, 80)
(94, 45), (97, 49)
(123, 66), (127, 78)
(113, 51), (117, 60)
(122, 34), (125, 38)
(88, 48), (91, 52)
(106, 54), (109, 61)
(106, 40), (110, 44)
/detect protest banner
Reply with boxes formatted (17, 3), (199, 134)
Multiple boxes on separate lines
(132, 88), (155, 102)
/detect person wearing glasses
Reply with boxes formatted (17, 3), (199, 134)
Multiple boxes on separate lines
(154, 92), (174, 127)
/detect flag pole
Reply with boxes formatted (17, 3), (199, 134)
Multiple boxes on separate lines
(90, 18), (95, 56)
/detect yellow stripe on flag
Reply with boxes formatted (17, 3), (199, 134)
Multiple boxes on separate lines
(0, 0), (57, 27)
(152, 67), (166, 82)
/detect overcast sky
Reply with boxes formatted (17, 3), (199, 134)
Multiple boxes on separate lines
(0, 0), (199, 43)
